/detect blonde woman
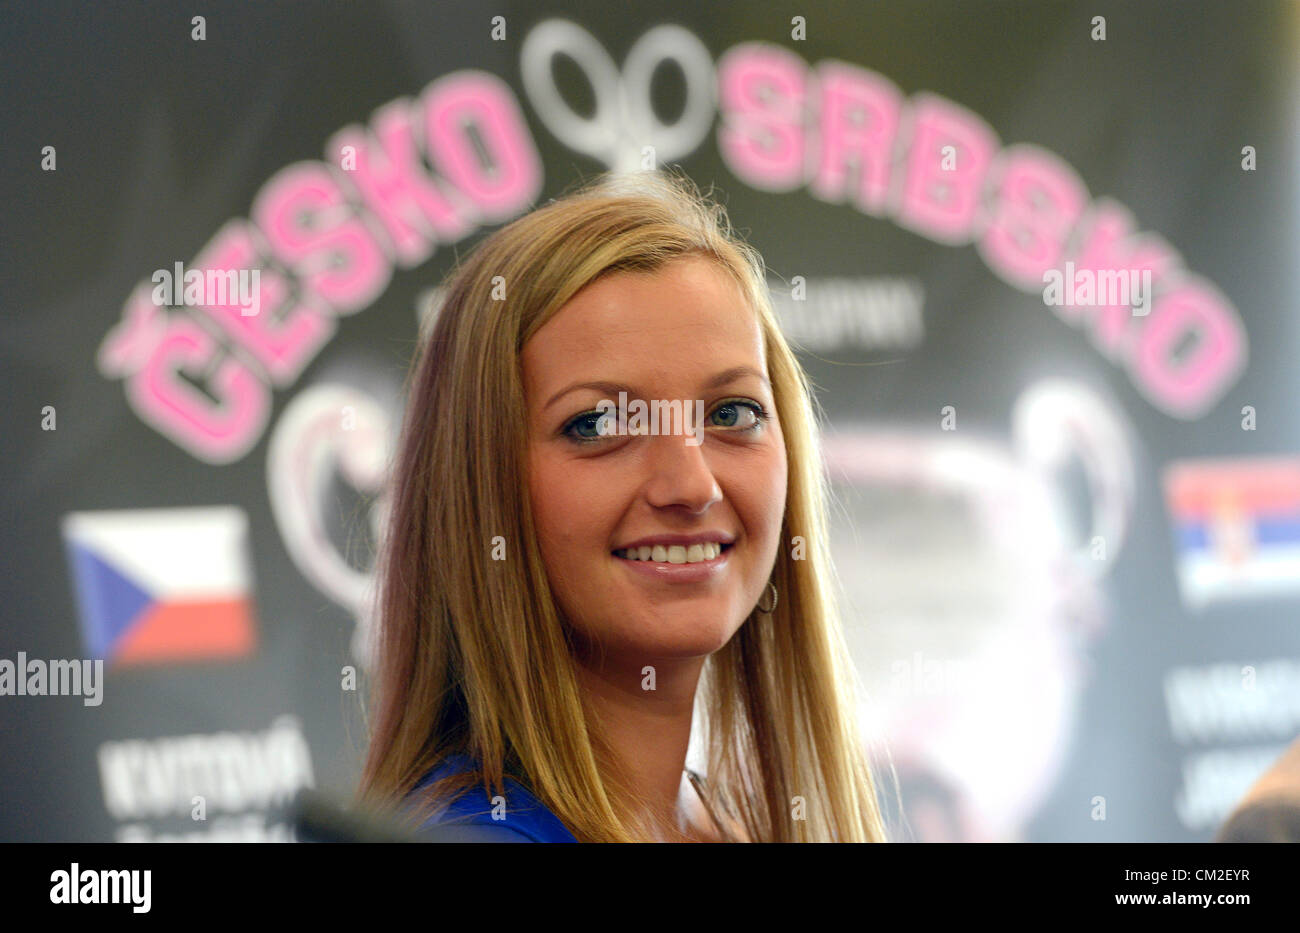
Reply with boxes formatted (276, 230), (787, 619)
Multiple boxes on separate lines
(357, 168), (891, 843)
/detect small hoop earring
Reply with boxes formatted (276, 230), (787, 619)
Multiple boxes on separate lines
(756, 581), (778, 614)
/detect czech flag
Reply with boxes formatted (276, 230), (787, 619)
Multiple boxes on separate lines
(1163, 457), (1300, 608)
(61, 507), (257, 666)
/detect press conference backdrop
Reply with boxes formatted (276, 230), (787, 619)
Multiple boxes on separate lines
(3, 0), (1298, 842)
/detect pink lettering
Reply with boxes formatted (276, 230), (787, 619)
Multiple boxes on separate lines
(128, 316), (269, 464)
(1130, 277), (1247, 419)
(328, 100), (476, 267)
(978, 144), (1088, 290)
(808, 60), (903, 214)
(193, 220), (335, 385)
(716, 43), (808, 191)
(421, 71), (542, 220)
(896, 93), (998, 244)
(253, 162), (391, 315)
(98, 286), (168, 379)
(1064, 199), (1182, 356)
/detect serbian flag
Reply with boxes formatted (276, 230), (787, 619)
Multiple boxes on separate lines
(61, 507), (257, 666)
(1163, 457), (1300, 608)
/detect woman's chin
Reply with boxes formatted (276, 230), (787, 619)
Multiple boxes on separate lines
(618, 614), (742, 660)
(563, 595), (750, 664)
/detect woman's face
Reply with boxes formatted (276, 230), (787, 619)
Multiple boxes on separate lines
(523, 254), (787, 665)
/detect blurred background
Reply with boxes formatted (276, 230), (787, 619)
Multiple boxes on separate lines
(3, 0), (1298, 842)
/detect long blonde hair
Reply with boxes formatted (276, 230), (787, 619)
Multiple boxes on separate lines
(357, 168), (890, 842)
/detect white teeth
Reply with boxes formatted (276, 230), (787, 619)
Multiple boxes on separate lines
(618, 543), (727, 563)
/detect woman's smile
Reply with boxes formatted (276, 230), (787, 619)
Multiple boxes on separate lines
(612, 537), (736, 581)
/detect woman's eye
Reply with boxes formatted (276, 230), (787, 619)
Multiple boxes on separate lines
(709, 401), (764, 431)
(563, 401), (765, 442)
(564, 411), (612, 441)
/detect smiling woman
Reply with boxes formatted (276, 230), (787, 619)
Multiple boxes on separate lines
(356, 167), (893, 842)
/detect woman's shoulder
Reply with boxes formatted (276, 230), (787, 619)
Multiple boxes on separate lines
(410, 753), (578, 843)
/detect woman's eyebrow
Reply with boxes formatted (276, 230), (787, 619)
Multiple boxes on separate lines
(542, 366), (771, 412)
(543, 381), (630, 412)
(703, 365), (770, 391)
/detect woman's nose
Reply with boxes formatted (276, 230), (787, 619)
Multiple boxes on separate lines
(640, 431), (723, 514)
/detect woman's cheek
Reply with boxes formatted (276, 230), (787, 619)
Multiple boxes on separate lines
(748, 425), (785, 485)
(530, 452), (613, 577)
(527, 454), (567, 565)
(760, 442), (789, 555)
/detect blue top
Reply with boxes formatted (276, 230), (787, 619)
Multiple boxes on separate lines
(410, 752), (578, 843)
